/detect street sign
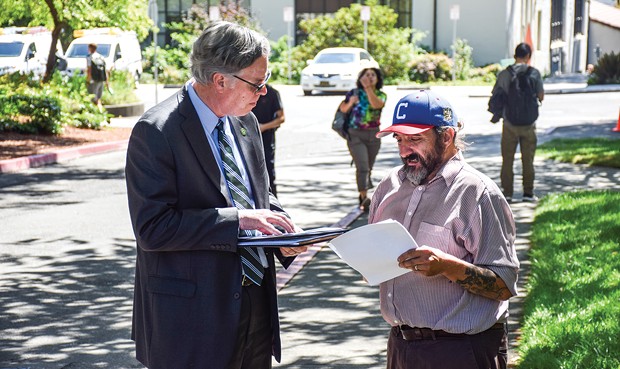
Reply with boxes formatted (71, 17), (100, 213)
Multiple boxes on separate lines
(450, 5), (460, 21)
(283, 6), (294, 22)
(361, 6), (371, 21)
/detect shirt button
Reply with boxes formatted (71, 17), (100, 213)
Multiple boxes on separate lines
(388, 293), (392, 298)
(407, 212), (412, 216)
(394, 320), (399, 324)
(233, 292), (240, 299)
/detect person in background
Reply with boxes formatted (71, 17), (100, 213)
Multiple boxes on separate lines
(85, 43), (106, 111)
(369, 90), (519, 369)
(125, 21), (307, 369)
(490, 42), (544, 203)
(252, 84), (284, 196)
(338, 67), (386, 211)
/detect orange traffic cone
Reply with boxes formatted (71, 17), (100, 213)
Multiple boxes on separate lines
(614, 109), (620, 132)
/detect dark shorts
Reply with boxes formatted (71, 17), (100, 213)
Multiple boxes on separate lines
(87, 81), (104, 101)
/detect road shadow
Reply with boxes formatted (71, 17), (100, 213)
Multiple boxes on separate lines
(0, 237), (141, 368)
(276, 212), (389, 369)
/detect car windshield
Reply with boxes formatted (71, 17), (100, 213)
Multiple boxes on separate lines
(66, 43), (111, 58)
(315, 53), (355, 64)
(0, 42), (24, 57)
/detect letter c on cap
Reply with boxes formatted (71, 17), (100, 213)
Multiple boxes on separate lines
(396, 102), (408, 119)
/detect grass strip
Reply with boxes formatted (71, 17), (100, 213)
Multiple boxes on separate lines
(538, 138), (620, 168)
(516, 190), (620, 368)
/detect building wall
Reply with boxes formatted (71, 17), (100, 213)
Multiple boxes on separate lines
(532, 0), (552, 76)
(588, 21), (620, 64)
(413, 0), (509, 66)
(252, 0), (293, 41)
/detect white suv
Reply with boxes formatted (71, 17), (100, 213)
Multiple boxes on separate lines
(300, 47), (380, 96)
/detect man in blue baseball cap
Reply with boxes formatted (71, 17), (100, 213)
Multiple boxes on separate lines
(369, 90), (519, 369)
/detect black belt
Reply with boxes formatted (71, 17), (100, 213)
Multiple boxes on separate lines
(394, 322), (505, 341)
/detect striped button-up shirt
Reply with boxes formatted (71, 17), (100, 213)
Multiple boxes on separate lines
(368, 152), (519, 334)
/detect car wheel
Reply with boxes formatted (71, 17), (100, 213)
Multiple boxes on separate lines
(303, 90), (312, 96)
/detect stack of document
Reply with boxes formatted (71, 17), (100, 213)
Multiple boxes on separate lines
(238, 227), (347, 247)
(328, 219), (418, 286)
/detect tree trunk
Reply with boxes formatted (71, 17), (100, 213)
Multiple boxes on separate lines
(42, 0), (65, 83)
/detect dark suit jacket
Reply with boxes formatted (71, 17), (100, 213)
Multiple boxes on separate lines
(125, 86), (294, 369)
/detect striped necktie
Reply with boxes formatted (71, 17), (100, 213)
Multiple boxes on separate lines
(216, 119), (264, 286)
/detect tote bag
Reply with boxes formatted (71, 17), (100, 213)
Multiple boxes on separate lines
(331, 89), (357, 140)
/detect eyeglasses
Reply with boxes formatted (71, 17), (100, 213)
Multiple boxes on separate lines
(232, 70), (271, 94)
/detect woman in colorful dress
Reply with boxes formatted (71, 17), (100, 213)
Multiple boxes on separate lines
(339, 67), (387, 211)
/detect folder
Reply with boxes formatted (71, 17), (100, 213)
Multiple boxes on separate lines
(238, 227), (347, 247)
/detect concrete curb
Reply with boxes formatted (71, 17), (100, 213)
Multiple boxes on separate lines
(0, 140), (128, 174)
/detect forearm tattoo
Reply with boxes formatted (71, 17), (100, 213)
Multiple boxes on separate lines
(455, 266), (509, 300)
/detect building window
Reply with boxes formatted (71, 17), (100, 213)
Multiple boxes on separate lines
(294, 0), (355, 45)
(377, 0), (412, 29)
(551, 0), (565, 41)
(573, 0), (584, 35)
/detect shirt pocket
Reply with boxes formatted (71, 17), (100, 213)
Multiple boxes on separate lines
(417, 222), (467, 259)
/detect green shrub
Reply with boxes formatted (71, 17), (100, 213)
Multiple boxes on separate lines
(408, 53), (453, 82)
(469, 63), (502, 83)
(0, 94), (62, 134)
(102, 70), (141, 105)
(268, 35), (296, 84)
(589, 51), (620, 85)
(0, 71), (109, 133)
(453, 38), (473, 80)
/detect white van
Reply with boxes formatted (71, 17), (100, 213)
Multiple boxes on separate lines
(65, 28), (143, 85)
(0, 27), (63, 77)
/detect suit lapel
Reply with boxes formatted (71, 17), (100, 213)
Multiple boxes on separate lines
(177, 87), (223, 193)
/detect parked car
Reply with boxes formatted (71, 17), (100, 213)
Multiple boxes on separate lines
(64, 28), (143, 86)
(300, 47), (380, 96)
(0, 27), (63, 77)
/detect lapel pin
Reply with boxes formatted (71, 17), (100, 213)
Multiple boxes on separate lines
(240, 127), (247, 136)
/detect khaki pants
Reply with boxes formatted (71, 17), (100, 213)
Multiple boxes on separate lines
(500, 122), (537, 197)
(346, 128), (381, 192)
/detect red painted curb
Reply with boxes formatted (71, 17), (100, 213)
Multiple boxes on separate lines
(0, 140), (128, 174)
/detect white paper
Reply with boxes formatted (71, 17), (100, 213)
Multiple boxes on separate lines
(328, 219), (418, 286)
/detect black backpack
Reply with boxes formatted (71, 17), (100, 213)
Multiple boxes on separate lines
(90, 54), (107, 82)
(505, 66), (539, 125)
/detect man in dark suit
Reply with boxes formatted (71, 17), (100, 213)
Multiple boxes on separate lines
(125, 21), (307, 369)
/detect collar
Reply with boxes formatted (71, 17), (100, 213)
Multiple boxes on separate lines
(187, 81), (222, 134)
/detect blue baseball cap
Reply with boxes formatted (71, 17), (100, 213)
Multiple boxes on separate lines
(376, 89), (458, 138)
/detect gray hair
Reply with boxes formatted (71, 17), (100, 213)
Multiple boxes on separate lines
(435, 121), (467, 151)
(190, 21), (270, 84)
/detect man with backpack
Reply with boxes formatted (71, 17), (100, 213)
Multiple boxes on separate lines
(490, 43), (544, 203)
(86, 43), (107, 111)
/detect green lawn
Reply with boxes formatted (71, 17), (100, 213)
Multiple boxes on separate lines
(516, 190), (620, 368)
(516, 136), (620, 367)
(538, 138), (620, 168)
